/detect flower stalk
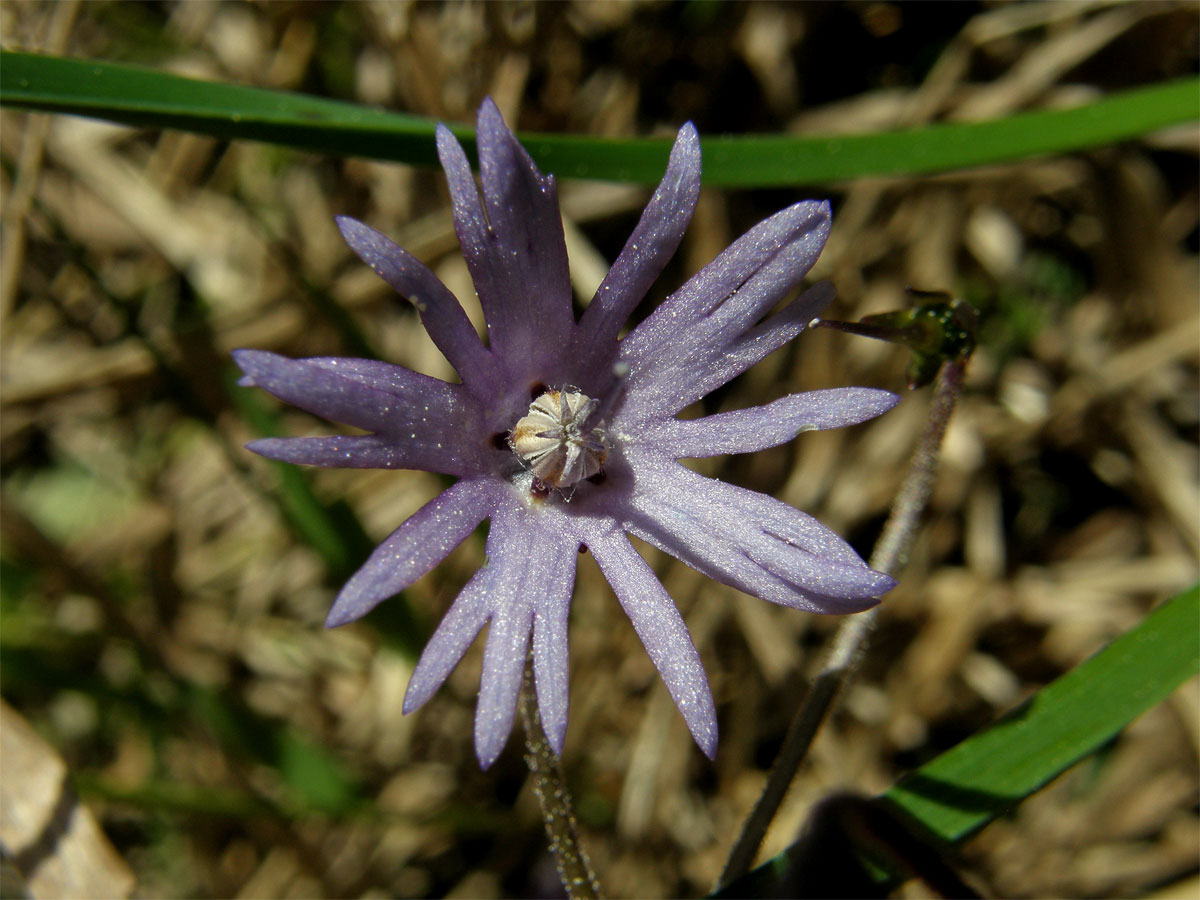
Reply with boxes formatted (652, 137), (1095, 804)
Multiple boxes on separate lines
(718, 353), (972, 891)
(521, 659), (602, 900)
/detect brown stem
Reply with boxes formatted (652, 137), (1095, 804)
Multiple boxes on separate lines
(717, 360), (969, 890)
(520, 659), (602, 900)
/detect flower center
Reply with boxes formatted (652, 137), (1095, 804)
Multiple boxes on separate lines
(508, 389), (609, 489)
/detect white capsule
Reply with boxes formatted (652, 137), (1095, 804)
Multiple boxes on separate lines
(509, 389), (608, 489)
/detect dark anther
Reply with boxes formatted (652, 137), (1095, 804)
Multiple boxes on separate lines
(578, 544), (588, 554)
(531, 478), (551, 498)
(586, 470), (607, 485)
(529, 381), (548, 399)
(491, 431), (510, 450)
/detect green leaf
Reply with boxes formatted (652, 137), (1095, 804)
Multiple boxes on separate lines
(721, 585), (1199, 896)
(3, 51), (1196, 186)
(882, 584), (1199, 842)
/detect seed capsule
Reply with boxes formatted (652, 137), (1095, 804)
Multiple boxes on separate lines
(509, 389), (609, 489)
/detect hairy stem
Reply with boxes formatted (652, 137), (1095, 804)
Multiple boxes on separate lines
(717, 359), (969, 890)
(520, 660), (602, 900)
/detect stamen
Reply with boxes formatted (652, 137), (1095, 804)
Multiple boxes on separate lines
(580, 361), (630, 436)
(509, 387), (610, 490)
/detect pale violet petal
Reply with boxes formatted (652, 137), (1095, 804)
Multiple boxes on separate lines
(400, 495), (575, 740)
(626, 455), (892, 612)
(531, 528), (579, 756)
(233, 351), (485, 475)
(437, 101), (574, 377)
(402, 570), (490, 713)
(475, 100), (575, 353)
(586, 526), (717, 758)
(474, 598), (534, 769)
(618, 282), (834, 424)
(635, 388), (900, 458)
(620, 200), (830, 368)
(405, 499), (580, 768)
(326, 478), (502, 627)
(334, 217), (496, 391)
(574, 122), (701, 370)
(247, 434), (470, 475)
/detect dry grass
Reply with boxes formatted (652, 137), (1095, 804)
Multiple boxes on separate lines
(2, 2), (1197, 898)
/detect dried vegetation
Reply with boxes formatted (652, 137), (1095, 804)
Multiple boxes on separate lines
(1, 1), (1197, 898)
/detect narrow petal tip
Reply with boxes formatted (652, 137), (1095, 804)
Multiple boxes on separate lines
(667, 121), (701, 198)
(474, 724), (509, 770)
(324, 572), (387, 630)
(477, 95), (505, 129)
(324, 601), (363, 630)
(231, 347), (266, 381)
(334, 214), (365, 244)
(544, 720), (567, 757)
(880, 391), (904, 413)
(243, 437), (277, 459)
(692, 715), (718, 760)
(434, 121), (460, 157)
(870, 570), (898, 597)
(334, 216), (394, 269)
(677, 688), (719, 759)
(400, 680), (425, 716)
(674, 121), (700, 161)
(827, 569), (896, 612)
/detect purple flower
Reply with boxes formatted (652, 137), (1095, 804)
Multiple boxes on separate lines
(234, 100), (898, 768)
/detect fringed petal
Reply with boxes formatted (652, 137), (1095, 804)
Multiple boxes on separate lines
(437, 101), (575, 375)
(233, 351), (485, 476)
(470, 503), (579, 767)
(530, 528), (578, 756)
(402, 570), (490, 713)
(621, 281), (834, 424)
(618, 201), (833, 422)
(246, 433), (470, 476)
(635, 388), (900, 458)
(325, 478), (502, 627)
(574, 122), (701, 370)
(475, 594), (535, 769)
(335, 217), (497, 391)
(626, 455), (893, 612)
(586, 526), (717, 758)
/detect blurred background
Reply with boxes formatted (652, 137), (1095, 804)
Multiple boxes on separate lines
(1, 1), (1197, 897)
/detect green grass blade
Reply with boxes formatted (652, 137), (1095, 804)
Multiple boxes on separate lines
(718, 585), (1199, 897)
(882, 584), (1199, 842)
(3, 51), (1196, 186)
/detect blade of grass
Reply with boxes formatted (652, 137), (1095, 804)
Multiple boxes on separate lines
(882, 584), (1199, 841)
(2, 51), (1196, 186)
(716, 584), (1200, 897)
